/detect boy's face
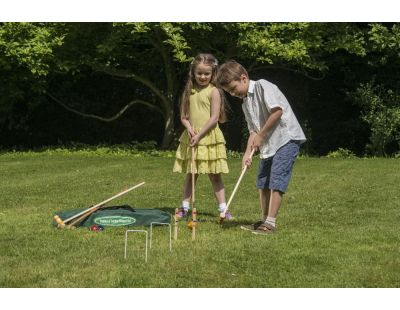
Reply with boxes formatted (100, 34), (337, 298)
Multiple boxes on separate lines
(223, 74), (249, 99)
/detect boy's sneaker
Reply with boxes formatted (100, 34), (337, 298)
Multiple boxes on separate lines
(240, 221), (263, 232)
(177, 207), (189, 218)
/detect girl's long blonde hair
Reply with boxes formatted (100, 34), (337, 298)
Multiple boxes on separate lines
(180, 53), (228, 123)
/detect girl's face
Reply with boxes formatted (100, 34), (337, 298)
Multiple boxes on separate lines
(193, 63), (213, 88)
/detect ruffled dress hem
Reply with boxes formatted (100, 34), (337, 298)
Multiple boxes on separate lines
(173, 127), (229, 174)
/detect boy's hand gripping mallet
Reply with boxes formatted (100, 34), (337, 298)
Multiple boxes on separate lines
(219, 149), (255, 224)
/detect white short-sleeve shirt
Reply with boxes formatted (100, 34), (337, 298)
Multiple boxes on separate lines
(242, 79), (306, 158)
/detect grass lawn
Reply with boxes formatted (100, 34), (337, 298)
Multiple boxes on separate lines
(0, 152), (399, 287)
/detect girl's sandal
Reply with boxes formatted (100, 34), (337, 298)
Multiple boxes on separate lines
(252, 222), (276, 235)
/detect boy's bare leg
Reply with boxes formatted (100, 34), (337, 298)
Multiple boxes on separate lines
(259, 189), (269, 221)
(269, 190), (283, 218)
(259, 188), (283, 219)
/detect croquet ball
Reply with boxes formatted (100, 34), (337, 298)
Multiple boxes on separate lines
(97, 225), (104, 231)
(89, 225), (99, 231)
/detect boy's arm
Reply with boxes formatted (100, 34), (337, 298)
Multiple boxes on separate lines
(242, 132), (257, 168)
(245, 132), (257, 153)
(252, 107), (283, 150)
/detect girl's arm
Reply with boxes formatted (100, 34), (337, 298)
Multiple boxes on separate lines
(190, 88), (221, 146)
(181, 116), (195, 138)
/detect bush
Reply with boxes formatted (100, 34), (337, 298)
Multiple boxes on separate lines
(0, 142), (244, 159)
(352, 82), (400, 156)
(326, 148), (356, 158)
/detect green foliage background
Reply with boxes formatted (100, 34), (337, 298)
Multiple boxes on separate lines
(1, 22), (400, 156)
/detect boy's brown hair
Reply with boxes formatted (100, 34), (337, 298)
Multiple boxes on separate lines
(216, 60), (249, 88)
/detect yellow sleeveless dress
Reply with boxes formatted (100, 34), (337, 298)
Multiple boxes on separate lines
(173, 84), (229, 174)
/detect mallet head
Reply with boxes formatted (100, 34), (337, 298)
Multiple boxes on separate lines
(187, 220), (197, 230)
(54, 215), (66, 229)
(219, 212), (226, 224)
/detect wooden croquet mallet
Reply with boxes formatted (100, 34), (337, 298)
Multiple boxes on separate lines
(191, 146), (197, 240)
(66, 204), (103, 229)
(66, 182), (145, 229)
(53, 182), (145, 229)
(191, 207), (197, 241)
(219, 149), (255, 224)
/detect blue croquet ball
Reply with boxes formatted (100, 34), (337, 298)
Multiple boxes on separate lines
(97, 225), (104, 231)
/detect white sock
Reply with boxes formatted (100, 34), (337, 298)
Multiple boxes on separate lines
(182, 200), (190, 211)
(218, 202), (227, 213)
(264, 216), (276, 227)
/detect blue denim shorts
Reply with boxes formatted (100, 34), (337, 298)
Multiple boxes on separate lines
(256, 140), (300, 193)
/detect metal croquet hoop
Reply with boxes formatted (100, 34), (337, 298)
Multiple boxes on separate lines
(150, 222), (172, 252)
(124, 230), (148, 262)
(124, 223), (172, 263)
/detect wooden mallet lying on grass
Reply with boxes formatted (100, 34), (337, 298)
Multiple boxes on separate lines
(53, 182), (145, 229)
(219, 149), (255, 224)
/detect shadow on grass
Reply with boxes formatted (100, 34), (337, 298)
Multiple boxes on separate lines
(158, 206), (257, 230)
(219, 219), (259, 230)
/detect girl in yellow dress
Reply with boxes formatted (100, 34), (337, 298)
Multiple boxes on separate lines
(173, 53), (231, 219)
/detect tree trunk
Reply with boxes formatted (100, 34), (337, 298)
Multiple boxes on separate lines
(161, 108), (175, 149)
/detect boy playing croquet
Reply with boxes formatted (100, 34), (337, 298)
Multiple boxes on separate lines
(216, 60), (306, 234)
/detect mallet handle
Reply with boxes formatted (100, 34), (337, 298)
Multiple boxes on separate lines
(223, 149), (255, 214)
(191, 207), (197, 241)
(61, 182), (145, 224)
(191, 146), (195, 207)
(191, 147), (197, 241)
(67, 204), (102, 228)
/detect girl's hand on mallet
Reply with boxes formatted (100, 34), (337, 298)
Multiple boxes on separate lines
(190, 134), (200, 147)
(187, 127), (196, 139)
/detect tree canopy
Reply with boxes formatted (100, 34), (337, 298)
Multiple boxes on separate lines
(1, 22), (399, 156)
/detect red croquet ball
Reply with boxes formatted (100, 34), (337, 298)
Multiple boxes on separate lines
(90, 225), (99, 231)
